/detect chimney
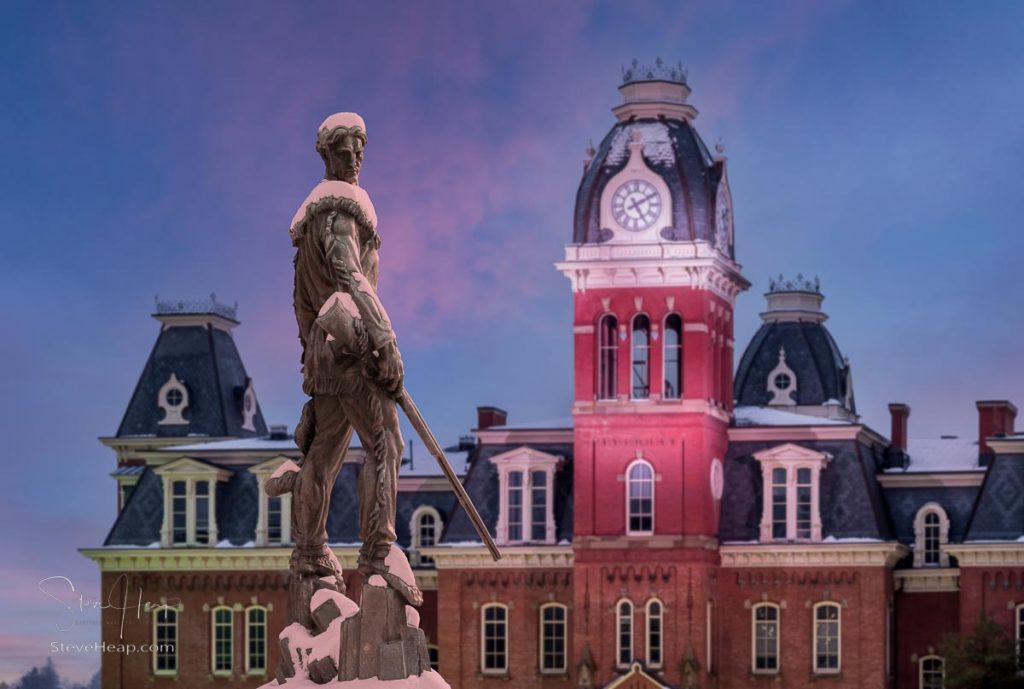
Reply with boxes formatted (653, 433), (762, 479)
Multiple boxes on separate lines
(888, 404), (910, 452)
(269, 424), (289, 440)
(476, 406), (508, 430)
(977, 400), (1017, 462)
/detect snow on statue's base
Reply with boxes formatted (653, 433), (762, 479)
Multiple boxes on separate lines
(261, 545), (450, 689)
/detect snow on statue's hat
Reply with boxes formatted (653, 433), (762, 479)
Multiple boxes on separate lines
(317, 112), (366, 138)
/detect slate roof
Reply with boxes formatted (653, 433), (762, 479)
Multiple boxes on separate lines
(572, 118), (728, 255)
(441, 441), (574, 544)
(117, 323), (268, 439)
(734, 320), (853, 411)
(963, 453), (1024, 541)
(720, 438), (892, 542)
(882, 486), (979, 546)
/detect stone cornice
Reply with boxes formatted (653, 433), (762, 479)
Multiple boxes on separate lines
(893, 568), (960, 592)
(719, 543), (909, 568)
(475, 428), (573, 445)
(728, 424), (888, 447)
(573, 399), (732, 423)
(877, 472), (984, 488)
(422, 545), (573, 570)
(944, 543), (1024, 566)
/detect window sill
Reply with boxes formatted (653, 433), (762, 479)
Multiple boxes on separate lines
(478, 671), (511, 680)
(810, 671), (843, 681)
(749, 670), (780, 680)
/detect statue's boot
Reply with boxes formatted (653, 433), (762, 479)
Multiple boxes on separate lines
(358, 559), (423, 607)
(291, 545), (346, 595)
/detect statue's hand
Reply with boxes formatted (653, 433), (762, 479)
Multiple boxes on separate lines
(375, 340), (404, 396)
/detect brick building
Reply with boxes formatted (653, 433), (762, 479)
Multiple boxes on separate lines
(83, 66), (1024, 689)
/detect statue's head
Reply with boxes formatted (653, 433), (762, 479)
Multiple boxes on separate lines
(316, 112), (367, 185)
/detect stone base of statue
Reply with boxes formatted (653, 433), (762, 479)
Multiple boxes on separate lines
(263, 545), (449, 689)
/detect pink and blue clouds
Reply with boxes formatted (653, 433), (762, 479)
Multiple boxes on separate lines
(3, 1), (1024, 682)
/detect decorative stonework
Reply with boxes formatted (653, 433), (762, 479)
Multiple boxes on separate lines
(767, 347), (797, 406)
(913, 502), (951, 568)
(752, 443), (831, 543)
(710, 458), (724, 501)
(894, 569), (960, 592)
(720, 543), (909, 568)
(944, 543), (1024, 566)
(421, 545), (573, 570)
(157, 372), (189, 425)
(241, 378), (257, 431)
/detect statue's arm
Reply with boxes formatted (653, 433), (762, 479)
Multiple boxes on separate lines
(320, 212), (396, 352)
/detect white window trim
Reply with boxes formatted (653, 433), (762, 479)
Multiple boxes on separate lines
(626, 458), (655, 536)
(616, 598), (634, 669)
(630, 313), (652, 401)
(244, 605), (269, 675)
(597, 312), (619, 402)
(751, 602), (780, 675)
(538, 602), (568, 674)
(210, 605), (234, 676)
(251, 456), (296, 547)
(645, 598), (664, 669)
(812, 601), (841, 674)
(155, 457), (231, 547)
(913, 503), (951, 568)
(919, 654), (945, 689)
(753, 443), (831, 543)
(151, 603), (182, 677)
(662, 313), (683, 400)
(409, 505), (443, 567)
(490, 447), (561, 545)
(480, 602), (509, 675)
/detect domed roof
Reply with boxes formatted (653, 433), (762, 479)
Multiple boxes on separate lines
(734, 277), (857, 418)
(572, 64), (732, 256)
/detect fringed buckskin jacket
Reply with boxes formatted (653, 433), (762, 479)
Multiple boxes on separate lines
(289, 180), (395, 396)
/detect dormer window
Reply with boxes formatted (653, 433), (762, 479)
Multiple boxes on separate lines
(250, 457), (298, 547)
(753, 444), (831, 543)
(155, 458), (232, 547)
(631, 315), (651, 399)
(491, 447), (561, 545)
(913, 503), (950, 568)
(410, 505), (442, 567)
(767, 347), (797, 406)
(157, 373), (189, 425)
(598, 314), (618, 400)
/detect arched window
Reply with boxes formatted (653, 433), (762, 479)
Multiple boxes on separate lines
(616, 599), (633, 668)
(646, 599), (663, 668)
(245, 606), (268, 675)
(663, 314), (683, 399)
(913, 503), (950, 568)
(153, 606), (179, 675)
(539, 603), (567, 673)
(410, 506), (442, 566)
(211, 606), (233, 675)
(752, 603), (780, 673)
(631, 315), (651, 399)
(626, 460), (654, 535)
(481, 604), (509, 673)
(919, 655), (944, 689)
(598, 314), (618, 400)
(813, 602), (840, 673)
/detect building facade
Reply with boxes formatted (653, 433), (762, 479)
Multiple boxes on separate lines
(84, 67), (1024, 689)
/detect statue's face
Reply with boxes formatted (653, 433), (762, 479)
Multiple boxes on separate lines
(325, 133), (364, 184)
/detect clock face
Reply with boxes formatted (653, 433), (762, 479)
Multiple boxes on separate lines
(612, 179), (662, 231)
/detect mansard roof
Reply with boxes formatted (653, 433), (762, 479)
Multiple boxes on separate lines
(963, 451), (1024, 541)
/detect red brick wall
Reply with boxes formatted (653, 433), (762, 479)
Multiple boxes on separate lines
(716, 566), (891, 689)
(958, 567), (1023, 637)
(437, 567), (574, 689)
(894, 590), (958, 689)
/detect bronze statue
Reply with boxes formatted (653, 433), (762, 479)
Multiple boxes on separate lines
(264, 112), (497, 685)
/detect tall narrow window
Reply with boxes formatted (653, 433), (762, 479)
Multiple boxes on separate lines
(646, 599), (663, 668)
(752, 604), (779, 673)
(212, 607), (233, 674)
(414, 509), (439, 565)
(171, 481), (187, 545)
(267, 496), (283, 545)
(814, 603), (840, 673)
(617, 600), (633, 668)
(539, 604), (567, 673)
(428, 645), (439, 671)
(246, 607), (267, 674)
(796, 468), (812, 539)
(627, 460), (654, 534)
(598, 315), (618, 400)
(1016, 604), (1023, 669)
(771, 468), (787, 540)
(663, 314), (682, 399)
(919, 655), (944, 689)
(153, 607), (178, 675)
(531, 470), (547, 541)
(194, 480), (210, 545)
(481, 604), (508, 673)
(631, 315), (651, 399)
(924, 512), (941, 566)
(507, 471), (523, 542)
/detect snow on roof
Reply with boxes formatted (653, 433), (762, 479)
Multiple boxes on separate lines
(165, 437), (303, 452)
(605, 122), (677, 166)
(733, 406), (850, 427)
(488, 417), (574, 431)
(897, 436), (982, 473)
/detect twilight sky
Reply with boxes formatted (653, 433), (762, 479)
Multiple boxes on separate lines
(3, 1), (1024, 682)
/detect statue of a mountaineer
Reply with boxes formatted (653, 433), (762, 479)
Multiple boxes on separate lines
(275, 112), (408, 595)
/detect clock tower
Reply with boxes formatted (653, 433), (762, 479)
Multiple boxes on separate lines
(556, 60), (749, 686)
